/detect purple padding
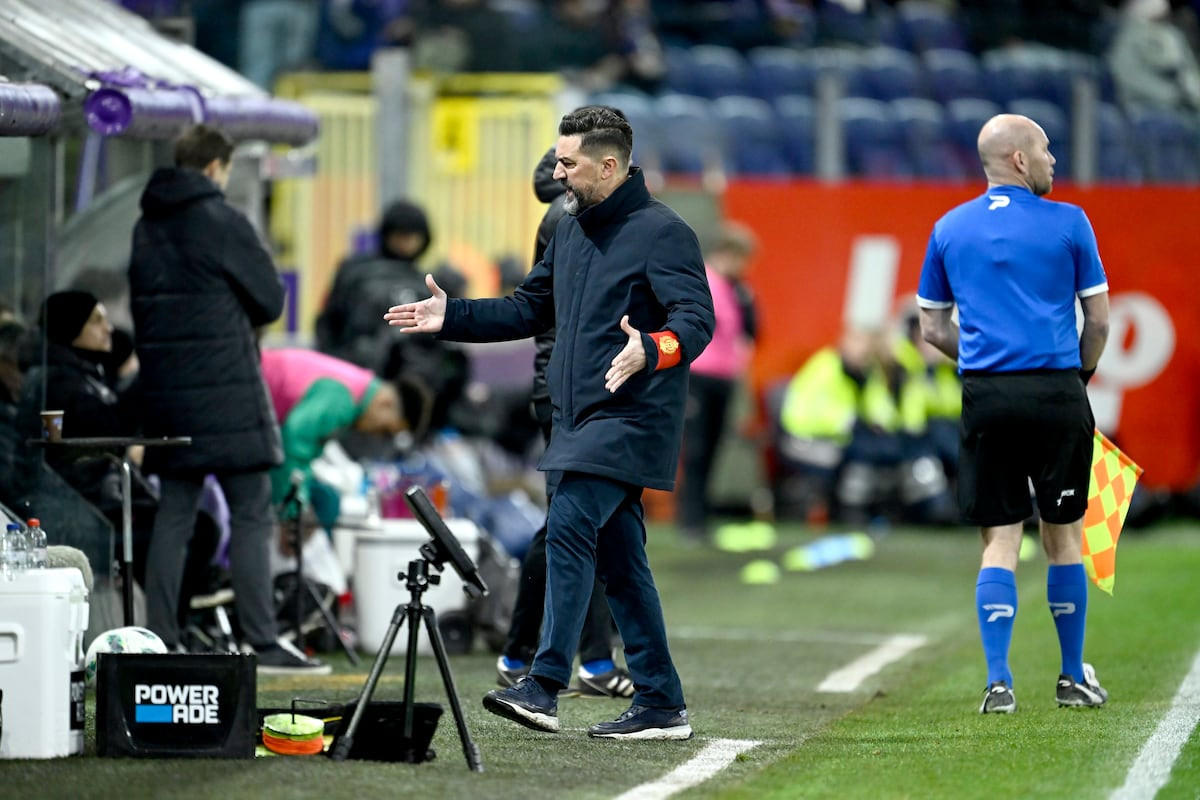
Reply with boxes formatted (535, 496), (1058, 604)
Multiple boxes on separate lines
(0, 83), (62, 136)
(84, 87), (205, 139)
(204, 95), (320, 145)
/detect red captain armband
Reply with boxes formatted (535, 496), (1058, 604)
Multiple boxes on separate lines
(649, 330), (682, 371)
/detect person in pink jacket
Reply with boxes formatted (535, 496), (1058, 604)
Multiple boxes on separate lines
(260, 348), (430, 528)
(677, 222), (759, 544)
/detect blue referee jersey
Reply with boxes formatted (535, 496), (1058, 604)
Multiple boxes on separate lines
(916, 185), (1108, 373)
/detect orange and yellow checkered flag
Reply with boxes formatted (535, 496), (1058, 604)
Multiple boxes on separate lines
(1082, 430), (1143, 595)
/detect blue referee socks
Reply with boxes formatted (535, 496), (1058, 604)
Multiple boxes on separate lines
(976, 567), (1017, 687)
(1048, 563), (1089, 683)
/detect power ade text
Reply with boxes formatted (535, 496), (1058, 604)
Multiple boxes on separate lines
(134, 684), (220, 724)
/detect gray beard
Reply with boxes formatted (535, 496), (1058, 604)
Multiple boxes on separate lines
(563, 190), (582, 216)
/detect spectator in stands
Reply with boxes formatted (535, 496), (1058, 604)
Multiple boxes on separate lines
(539, 0), (674, 93)
(1108, 0), (1200, 115)
(652, 0), (778, 50)
(960, 0), (1104, 54)
(610, 0), (668, 92)
(192, 0), (245, 69)
(410, 0), (520, 72)
(677, 221), (759, 544)
(129, 124), (326, 674)
(494, 145), (633, 700)
(315, 0), (413, 71)
(316, 199), (468, 433)
(239, 0), (320, 89)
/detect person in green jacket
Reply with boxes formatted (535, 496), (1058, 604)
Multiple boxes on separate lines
(261, 347), (431, 529)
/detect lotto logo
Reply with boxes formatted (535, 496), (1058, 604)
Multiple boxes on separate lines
(133, 684), (220, 724)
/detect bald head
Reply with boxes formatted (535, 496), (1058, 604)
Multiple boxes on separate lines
(976, 114), (1055, 195)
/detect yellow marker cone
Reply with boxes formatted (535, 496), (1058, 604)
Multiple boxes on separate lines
(740, 559), (781, 585)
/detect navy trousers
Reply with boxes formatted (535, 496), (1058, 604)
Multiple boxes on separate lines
(531, 471), (685, 710)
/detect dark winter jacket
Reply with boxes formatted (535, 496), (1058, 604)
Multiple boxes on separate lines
(129, 167), (285, 476)
(440, 167), (714, 490)
(315, 253), (431, 373)
(17, 343), (156, 518)
(530, 147), (566, 425)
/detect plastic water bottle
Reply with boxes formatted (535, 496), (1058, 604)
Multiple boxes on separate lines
(2, 523), (26, 581)
(26, 518), (47, 569)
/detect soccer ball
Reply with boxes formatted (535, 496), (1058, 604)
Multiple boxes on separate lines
(84, 626), (168, 686)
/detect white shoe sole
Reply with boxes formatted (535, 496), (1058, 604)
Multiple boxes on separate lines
(589, 724), (693, 740)
(483, 695), (560, 733)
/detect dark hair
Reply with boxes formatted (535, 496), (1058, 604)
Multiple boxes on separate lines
(558, 105), (633, 168)
(174, 124), (234, 170)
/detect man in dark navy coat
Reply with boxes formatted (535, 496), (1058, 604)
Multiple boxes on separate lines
(386, 106), (714, 740)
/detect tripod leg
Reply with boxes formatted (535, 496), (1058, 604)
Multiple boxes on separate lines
(421, 605), (484, 772)
(303, 578), (361, 666)
(328, 602), (408, 762)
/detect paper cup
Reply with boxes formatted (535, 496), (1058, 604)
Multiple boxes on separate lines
(40, 410), (63, 442)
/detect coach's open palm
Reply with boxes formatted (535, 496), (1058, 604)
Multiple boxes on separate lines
(384, 274), (446, 334)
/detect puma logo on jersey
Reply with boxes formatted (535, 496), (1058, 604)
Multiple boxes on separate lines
(987, 195), (1010, 210)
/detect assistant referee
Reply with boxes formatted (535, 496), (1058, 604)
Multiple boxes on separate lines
(916, 113), (1111, 714)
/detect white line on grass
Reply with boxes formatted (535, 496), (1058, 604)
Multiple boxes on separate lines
(1110, 646), (1200, 800)
(613, 738), (761, 800)
(817, 634), (928, 692)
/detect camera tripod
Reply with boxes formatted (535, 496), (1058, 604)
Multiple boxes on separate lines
(328, 553), (482, 771)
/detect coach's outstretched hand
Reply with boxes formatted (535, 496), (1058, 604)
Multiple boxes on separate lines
(605, 315), (647, 394)
(384, 274), (446, 334)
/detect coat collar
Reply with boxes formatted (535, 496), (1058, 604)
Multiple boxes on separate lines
(576, 166), (648, 233)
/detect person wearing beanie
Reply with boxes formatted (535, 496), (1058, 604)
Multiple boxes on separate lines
(315, 199), (468, 434)
(16, 290), (162, 580)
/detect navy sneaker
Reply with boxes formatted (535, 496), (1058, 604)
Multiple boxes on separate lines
(588, 705), (692, 740)
(483, 676), (560, 732)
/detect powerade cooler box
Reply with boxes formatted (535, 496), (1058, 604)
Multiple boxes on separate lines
(96, 653), (257, 758)
(0, 567), (89, 759)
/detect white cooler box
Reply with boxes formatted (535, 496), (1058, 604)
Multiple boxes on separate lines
(0, 567), (89, 759)
(355, 519), (479, 656)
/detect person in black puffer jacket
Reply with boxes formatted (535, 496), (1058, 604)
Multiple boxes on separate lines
(316, 199), (467, 433)
(129, 125), (326, 674)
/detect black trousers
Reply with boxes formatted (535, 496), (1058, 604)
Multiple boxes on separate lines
(678, 373), (736, 535)
(500, 414), (616, 666)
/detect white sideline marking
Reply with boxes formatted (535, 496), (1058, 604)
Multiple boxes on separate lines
(817, 634), (928, 692)
(1110, 647), (1200, 800)
(613, 738), (761, 800)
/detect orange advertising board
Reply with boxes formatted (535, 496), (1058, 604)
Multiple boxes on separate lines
(724, 181), (1200, 490)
